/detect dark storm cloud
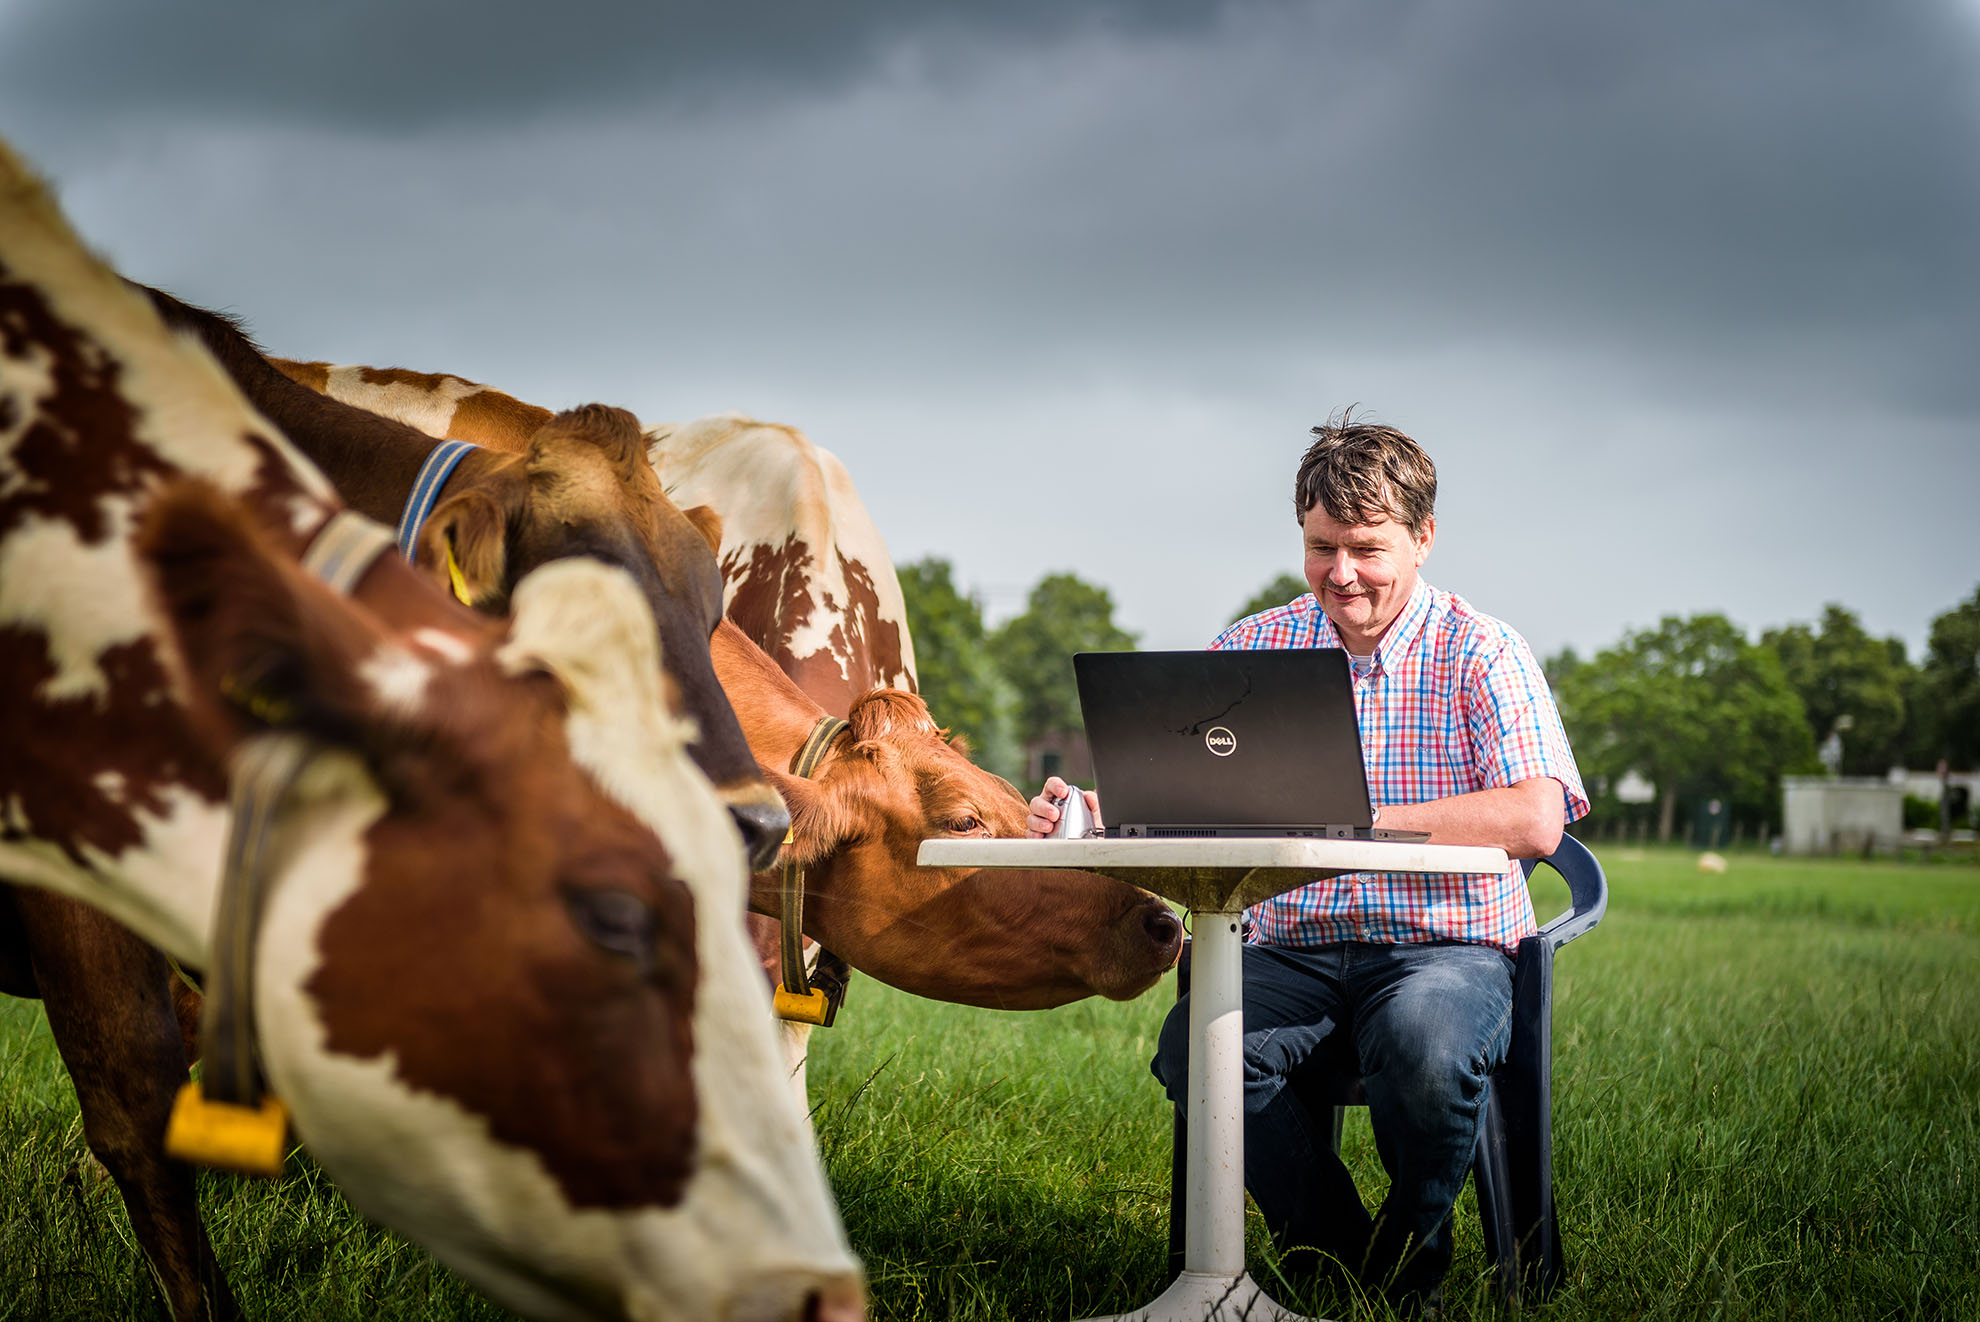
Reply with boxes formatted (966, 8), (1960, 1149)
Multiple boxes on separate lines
(0, 0), (1972, 656)
(0, 0), (1256, 130)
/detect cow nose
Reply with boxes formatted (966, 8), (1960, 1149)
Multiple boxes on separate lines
(731, 798), (792, 872)
(801, 1278), (867, 1322)
(1143, 903), (1183, 957)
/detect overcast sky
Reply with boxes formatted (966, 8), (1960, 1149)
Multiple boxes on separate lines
(4, 0), (1975, 662)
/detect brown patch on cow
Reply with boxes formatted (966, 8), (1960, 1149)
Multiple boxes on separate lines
(138, 482), (706, 1210)
(310, 774), (704, 1211)
(448, 385), (553, 449)
(829, 548), (909, 697)
(719, 536), (910, 715)
(271, 358), (329, 392)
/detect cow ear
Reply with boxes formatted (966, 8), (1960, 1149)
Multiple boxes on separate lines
(138, 481), (413, 753)
(681, 504), (723, 556)
(848, 688), (939, 742)
(420, 486), (511, 609)
(760, 768), (852, 867)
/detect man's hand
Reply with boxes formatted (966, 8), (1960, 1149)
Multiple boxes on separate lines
(1375, 777), (1566, 859)
(1025, 776), (1105, 839)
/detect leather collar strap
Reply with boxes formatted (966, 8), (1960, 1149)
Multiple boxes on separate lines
(775, 715), (849, 1026)
(395, 439), (476, 560)
(201, 730), (317, 1108)
(173, 510), (396, 1174)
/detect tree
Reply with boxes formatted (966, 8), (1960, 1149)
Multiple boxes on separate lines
(1229, 572), (1310, 627)
(988, 573), (1138, 746)
(895, 558), (1021, 782)
(1910, 586), (1980, 770)
(1553, 614), (1818, 841)
(1759, 604), (1912, 776)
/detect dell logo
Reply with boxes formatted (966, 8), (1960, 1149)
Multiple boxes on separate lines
(1205, 726), (1237, 756)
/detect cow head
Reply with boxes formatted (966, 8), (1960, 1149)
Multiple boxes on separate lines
(756, 683), (1182, 1009)
(140, 483), (862, 1322)
(418, 404), (788, 870)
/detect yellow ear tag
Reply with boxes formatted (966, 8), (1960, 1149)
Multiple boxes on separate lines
(443, 541), (474, 606)
(164, 1081), (291, 1178)
(773, 983), (832, 1026)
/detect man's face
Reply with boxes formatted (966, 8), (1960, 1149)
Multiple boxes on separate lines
(1301, 504), (1435, 650)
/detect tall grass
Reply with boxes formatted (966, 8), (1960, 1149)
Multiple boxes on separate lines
(3, 848), (1975, 1320)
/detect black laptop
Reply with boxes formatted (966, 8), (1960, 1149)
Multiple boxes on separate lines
(1072, 648), (1429, 841)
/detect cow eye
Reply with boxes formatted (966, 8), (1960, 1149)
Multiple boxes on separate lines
(948, 814), (983, 834)
(563, 887), (657, 969)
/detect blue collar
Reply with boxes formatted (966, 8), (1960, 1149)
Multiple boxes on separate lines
(395, 440), (477, 560)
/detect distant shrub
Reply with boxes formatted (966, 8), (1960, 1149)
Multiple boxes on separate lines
(1904, 794), (1940, 829)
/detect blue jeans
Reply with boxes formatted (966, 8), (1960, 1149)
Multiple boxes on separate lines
(1152, 940), (1514, 1295)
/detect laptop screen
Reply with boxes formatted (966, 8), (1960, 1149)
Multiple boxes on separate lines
(1073, 648), (1380, 838)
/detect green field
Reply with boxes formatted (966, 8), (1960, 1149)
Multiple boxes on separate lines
(4, 847), (1976, 1321)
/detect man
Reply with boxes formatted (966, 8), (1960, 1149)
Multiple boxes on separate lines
(1029, 415), (1587, 1307)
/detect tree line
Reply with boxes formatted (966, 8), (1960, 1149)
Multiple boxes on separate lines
(899, 560), (1980, 838)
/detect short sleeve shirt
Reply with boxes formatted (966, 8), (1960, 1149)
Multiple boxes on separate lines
(1211, 580), (1588, 954)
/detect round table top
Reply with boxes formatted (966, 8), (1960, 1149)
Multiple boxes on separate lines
(916, 836), (1511, 912)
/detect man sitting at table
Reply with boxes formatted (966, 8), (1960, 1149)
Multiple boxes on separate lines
(1028, 414), (1588, 1310)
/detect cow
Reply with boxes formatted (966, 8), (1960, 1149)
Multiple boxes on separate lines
(0, 283), (795, 1317)
(265, 363), (1184, 1029)
(270, 371), (913, 713)
(713, 618), (1182, 1008)
(0, 139), (863, 1322)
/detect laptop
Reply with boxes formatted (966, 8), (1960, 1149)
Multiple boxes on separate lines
(1072, 648), (1430, 841)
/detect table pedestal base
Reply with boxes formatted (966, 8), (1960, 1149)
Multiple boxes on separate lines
(1075, 1269), (1321, 1322)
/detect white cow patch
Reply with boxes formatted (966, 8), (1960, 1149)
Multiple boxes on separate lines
(0, 782), (230, 969)
(322, 366), (484, 442)
(0, 502), (152, 703)
(358, 643), (432, 714)
(412, 627), (475, 664)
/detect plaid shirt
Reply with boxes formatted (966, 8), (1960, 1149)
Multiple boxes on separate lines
(1211, 580), (1588, 955)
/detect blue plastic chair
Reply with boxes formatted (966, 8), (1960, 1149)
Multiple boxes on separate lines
(1167, 833), (1608, 1300)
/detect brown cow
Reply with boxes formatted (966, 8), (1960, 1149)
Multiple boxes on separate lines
(715, 619), (1181, 1007)
(0, 139), (862, 1322)
(266, 361), (1183, 1018)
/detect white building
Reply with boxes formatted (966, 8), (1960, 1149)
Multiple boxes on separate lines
(1781, 776), (1904, 855)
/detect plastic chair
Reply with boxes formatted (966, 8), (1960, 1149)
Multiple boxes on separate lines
(1166, 833), (1607, 1301)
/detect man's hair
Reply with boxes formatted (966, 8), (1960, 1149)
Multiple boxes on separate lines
(1293, 410), (1437, 536)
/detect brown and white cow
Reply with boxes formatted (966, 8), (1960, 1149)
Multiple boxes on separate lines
(2, 277), (791, 1318)
(271, 372), (915, 713)
(267, 362), (1183, 1022)
(0, 140), (861, 1322)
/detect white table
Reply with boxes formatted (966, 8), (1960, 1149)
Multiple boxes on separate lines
(916, 836), (1510, 1322)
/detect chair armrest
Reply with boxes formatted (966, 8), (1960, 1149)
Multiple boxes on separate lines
(1520, 833), (1607, 952)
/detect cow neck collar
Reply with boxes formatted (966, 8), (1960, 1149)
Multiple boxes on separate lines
(773, 715), (851, 1027)
(395, 439), (477, 603)
(168, 509), (397, 1177)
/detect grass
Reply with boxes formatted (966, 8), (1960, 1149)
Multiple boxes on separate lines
(4, 846), (1976, 1320)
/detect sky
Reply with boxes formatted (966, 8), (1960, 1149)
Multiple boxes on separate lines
(2, 0), (1975, 662)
